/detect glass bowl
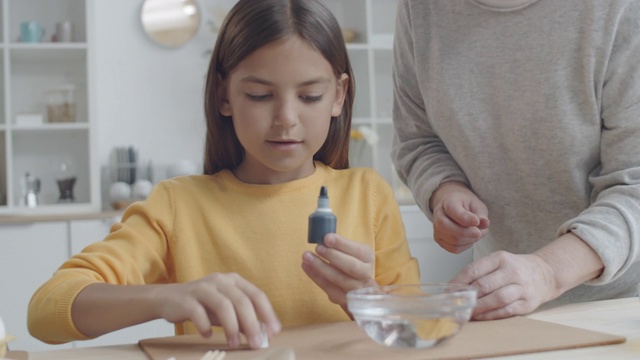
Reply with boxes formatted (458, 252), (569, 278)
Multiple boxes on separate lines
(347, 283), (477, 349)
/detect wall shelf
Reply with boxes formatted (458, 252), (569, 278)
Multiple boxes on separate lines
(0, 0), (98, 214)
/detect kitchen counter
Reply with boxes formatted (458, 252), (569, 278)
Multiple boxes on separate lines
(17, 297), (640, 359)
(0, 210), (122, 225)
(0, 203), (420, 225)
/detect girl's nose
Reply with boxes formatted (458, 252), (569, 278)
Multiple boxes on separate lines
(273, 98), (298, 128)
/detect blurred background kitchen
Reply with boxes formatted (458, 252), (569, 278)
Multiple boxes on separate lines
(0, 0), (472, 353)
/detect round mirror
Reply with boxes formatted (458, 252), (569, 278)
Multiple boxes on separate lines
(141, 0), (201, 48)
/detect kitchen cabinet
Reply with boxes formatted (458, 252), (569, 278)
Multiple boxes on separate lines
(0, 217), (173, 352)
(0, 0), (100, 215)
(0, 221), (72, 351)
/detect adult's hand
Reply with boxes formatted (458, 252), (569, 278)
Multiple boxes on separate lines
(430, 181), (490, 253)
(451, 233), (604, 320)
(451, 251), (559, 320)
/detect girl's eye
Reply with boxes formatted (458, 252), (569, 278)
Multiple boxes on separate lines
(246, 93), (271, 101)
(301, 95), (323, 103)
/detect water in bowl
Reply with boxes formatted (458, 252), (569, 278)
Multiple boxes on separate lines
(355, 313), (466, 349)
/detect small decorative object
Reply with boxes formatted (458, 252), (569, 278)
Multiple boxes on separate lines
(57, 177), (76, 202)
(141, 0), (201, 48)
(109, 182), (132, 210)
(20, 20), (45, 43)
(23, 172), (41, 208)
(131, 179), (154, 201)
(0, 316), (16, 358)
(55, 21), (73, 42)
(15, 112), (43, 126)
(56, 161), (77, 203)
(46, 85), (76, 123)
(341, 28), (357, 43)
(349, 125), (379, 167)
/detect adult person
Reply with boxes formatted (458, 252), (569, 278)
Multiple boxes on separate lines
(391, 0), (640, 320)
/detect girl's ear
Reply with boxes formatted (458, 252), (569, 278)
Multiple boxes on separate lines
(331, 73), (349, 117)
(217, 73), (232, 116)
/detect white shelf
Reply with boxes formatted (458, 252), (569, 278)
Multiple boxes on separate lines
(0, 0), (99, 213)
(12, 122), (89, 131)
(9, 44), (87, 62)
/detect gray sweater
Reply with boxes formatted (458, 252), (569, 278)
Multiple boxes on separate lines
(391, 0), (640, 304)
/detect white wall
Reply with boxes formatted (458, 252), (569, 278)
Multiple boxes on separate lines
(93, 0), (236, 169)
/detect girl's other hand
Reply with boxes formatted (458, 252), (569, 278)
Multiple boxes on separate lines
(153, 273), (281, 349)
(301, 234), (377, 314)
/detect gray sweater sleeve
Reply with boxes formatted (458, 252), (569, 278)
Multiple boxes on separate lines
(559, 0), (640, 284)
(391, 0), (469, 219)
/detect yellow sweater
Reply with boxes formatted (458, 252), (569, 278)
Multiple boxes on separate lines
(28, 163), (420, 344)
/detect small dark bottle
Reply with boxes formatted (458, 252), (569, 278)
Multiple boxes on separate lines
(308, 186), (337, 245)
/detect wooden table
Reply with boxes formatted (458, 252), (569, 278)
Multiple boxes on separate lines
(23, 297), (640, 359)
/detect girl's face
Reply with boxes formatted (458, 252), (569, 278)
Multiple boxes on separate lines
(219, 35), (348, 184)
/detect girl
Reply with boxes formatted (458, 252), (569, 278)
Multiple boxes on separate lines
(28, 0), (420, 350)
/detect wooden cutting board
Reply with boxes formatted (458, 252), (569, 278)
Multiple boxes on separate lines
(5, 350), (29, 360)
(139, 316), (625, 360)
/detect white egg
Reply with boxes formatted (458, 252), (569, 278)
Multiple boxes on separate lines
(131, 180), (154, 200)
(109, 181), (131, 202)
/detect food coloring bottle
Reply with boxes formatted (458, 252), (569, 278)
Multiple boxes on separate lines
(308, 186), (337, 245)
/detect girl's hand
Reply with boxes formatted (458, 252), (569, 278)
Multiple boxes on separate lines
(430, 181), (490, 254)
(153, 273), (281, 349)
(301, 234), (378, 314)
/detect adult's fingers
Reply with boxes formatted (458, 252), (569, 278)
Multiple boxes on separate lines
(434, 207), (483, 240)
(435, 238), (474, 254)
(443, 202), (481, 228)
(472, 282), (523, 316)
(450, 252), (503, 285)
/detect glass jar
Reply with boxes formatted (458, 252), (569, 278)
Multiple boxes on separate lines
(46, 85), (76, 123)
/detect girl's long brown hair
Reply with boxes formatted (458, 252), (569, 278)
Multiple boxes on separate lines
(203, 0), (355, 175)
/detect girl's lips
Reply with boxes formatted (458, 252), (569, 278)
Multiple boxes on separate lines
(267, 140), (301, 151)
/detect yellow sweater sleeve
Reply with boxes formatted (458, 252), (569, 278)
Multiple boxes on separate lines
(27, 182), (175, 344)
(370, 171), (421, 286)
